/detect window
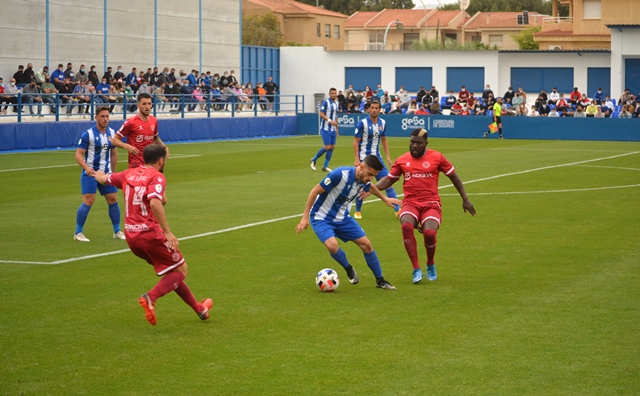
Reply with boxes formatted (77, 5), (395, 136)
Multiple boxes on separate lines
(444, 33), (457, 41)
(403, 33), (419, 50)
(583, 0), (602, 19)
(325, 24), (331, 38)
(471, 35), (481, 42)
(489, 35), (503, 48)
(317, 23), (321, 37)
(334, 25), (340, 39)
(368, 33), (383, 50)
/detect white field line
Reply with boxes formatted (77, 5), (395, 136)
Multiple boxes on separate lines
(1, 150), (638, 265)
(573, 164), (640, 171)
(440, 184), (640, 196)
(0, 154), (202, 172)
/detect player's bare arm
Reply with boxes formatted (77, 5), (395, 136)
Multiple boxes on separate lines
(150, 198), (179, 250)
(374, 175), (398, 191)
(75, 148), (96, 176)
(353, 138), (361, 166)
(111, 134), (139, 155)
(448, 172), (476, 216)
(369, 184), (402, 208)
(381, 136), (393, 165)
(94, 170), (108, 184)
(154, 135), (169, 157)
(296, 184), (326, 234)
(110, 148), (118, 173)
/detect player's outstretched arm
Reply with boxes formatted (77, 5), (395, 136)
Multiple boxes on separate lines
(111, 134), (139, 155)
(369, 184), (403, 208)
(381, 136), (393, 165)
(374, 175), (397, 191)
(353, 138), (361, 166)
(75, 148), (96, 176)
(448, 172), (476, 216)
(94, 170), (108, 185)
(296, 184), (325, 234)
(150, 198), (179, 250)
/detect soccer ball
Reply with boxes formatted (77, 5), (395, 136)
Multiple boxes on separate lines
(316, 268), (340, 292)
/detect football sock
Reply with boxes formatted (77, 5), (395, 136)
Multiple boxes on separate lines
(324, 149), (333, 168)
(401, 222), (420, 269)
(364, 250), (382, 279)
(330, 248), (350, 269)
(175, 281), (204, 313)
(108, 202), (121, 233)
(148, 271), (184, 303)
(75, 203), (91, 234)
(355, 196), (363, 212)
(312, 147), (326, 162)
(424, 229), (437, 265)
(498, 126), (503, 137)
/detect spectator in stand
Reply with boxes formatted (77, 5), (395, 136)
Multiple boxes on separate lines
(187, 70), (197, 87)
(192, 84), (206, 110)
(243, 83), (254, 110)
(602, 96), (614, 117)
(180, 81), (196, 112)
(569, 87), (581, 105)
(59, 77), (75, 115)
(548, 87), (560, 106)
(375, 84), (384, 99)
(64, 63), (77, 85)
(218, 71), (230, 88)
(0, 77), (13, 114)
(578, 94), (591, 109)
(539, 88), (548, 103)
(22, 79), (44, 117)
(255, 82), (268, 111)
(429, 99), (441, 115)
(481, 84), (493, 104)
(451, 100), (463, 115)
(512, 91), (524, 108)
(209, 84), (224, 111)
(96, 77), (111, 105)
(416, 86), (427, 104)
(574, 105), (586, 117)
(634, 104), (640, 118)
(113, 66), (125, 81)
(585, 100), (598, 117)
(87, 80), (106, 105)
(363, 85), (374, 100)
(516, 102), (528, 116)
(344, 84), (355, 98)
(143, 68), (153, 84)
(556, 94), (569, 114)
(503, 86), (514, 105)
(517, 87), (527, 103)
(87, 65), (99, 87)
(429, 86), (439, 101)
(35, 66), (49, 85)
(102, 66), (113, 83)
(149, 67), (160, 87)
(529, 105), (539, 117)
(458, 85), (470, 103)
(168, 68), (177, 84)
(23, 63), (35, 84)
(415, 103), (429, 115)
(592, 87), (605, 105)
(40, 76), (57, 113)
(443, 91), (456, 109)
(421, 90), (432, 107)
(137, 80), (151, 96)
(395, 85), (405, 98)
(406, 101), (419, 114)
(126, 68), (138, 92)
(594, 106), (605, 118)
(158, 67), (170, 87)
(13, 65), (27, 89)
(548, 107), (560, 117)
(228, 70), (238, 85)
(73, 80), (91, 115)
(264, 76), (279, 112)
(618, 105), (631, 118)
(467, 95), (477, 112)
(470, 98), (484, 115)
(337, 90), (346, 110)
(484, 93), (496, 112)
(222, 82), (234, 110)
(76, 64), (89, 84)
(233, 82), (250, 110)
(619, 88), (631, 105)
(398, 89), (411, 111)
(124, 84), (137, 112)
(108, 81), (119, 113)
(137, 71), (146, 87)
(165, 80), (180, 113)
(539, 100), (550, 116)
(534, 94), (545, 113)
(345, 91), (357, 113)
(628, 102), (636, 116)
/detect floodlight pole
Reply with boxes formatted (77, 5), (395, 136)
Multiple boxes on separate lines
(383, 20), (403, 50)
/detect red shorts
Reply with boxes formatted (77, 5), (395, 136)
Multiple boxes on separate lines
(129, 240), (185, 276)
(399, 201), (442, 228)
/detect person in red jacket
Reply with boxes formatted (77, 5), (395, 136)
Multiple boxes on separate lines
(569, 87), (581, 105)
(458, 85), (470, 103)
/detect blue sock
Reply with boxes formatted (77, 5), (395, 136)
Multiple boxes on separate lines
(75, 203), (91, 234)
(324, 149), (333, 168)
(386, 187), (400, 212)
(329, 248), (351, 270)
(355, 196), (363, 212)
(364, 250), (382, 279)
(312, 147), (326, 162)
(108, 202), (121, 233)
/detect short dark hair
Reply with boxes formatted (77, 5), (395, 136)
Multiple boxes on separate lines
(362, 155), (384, 171)
(369, 100), (381, 108)
(137, 92), (152, 102)
(96, 106), (110, 115)
(410, 128), (428, 141)
(143, 144), (167, 165)
(329, 87), (337, 92)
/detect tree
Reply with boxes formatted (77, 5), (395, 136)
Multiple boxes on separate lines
(242, 12), (283, 47)
(511, 25), (542, 50)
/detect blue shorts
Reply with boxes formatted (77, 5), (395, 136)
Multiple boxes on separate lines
(81, 172), (118, 195)
(311, 217), (366, 243)
(320, 129), (337, 146)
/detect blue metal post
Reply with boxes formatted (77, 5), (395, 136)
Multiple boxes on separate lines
(295, 95), (298, 114)
(17, 94), (22, 123)
(55, 92), (60, 122)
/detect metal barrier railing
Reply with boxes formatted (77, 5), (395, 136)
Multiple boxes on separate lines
(0, 92), (303, 122)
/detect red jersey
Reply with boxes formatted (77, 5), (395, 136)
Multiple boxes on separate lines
(116, 114), (158, 168)
(458, 90), (470, 101)
(569, 91), (581, 102)
(108, 166), (166, 247)
(389, 149), (455, 205)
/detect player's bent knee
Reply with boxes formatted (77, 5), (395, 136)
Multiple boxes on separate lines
(323, 239), (340, 254)
(423, 228), (437, 244)
(401, 221), (416, 233)
(355, 237), (374, 253)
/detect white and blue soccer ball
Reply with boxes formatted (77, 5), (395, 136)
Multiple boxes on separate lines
(316, 268), (340, 292)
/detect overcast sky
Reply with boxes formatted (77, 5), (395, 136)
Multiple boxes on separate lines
(412, 0), (460, 9)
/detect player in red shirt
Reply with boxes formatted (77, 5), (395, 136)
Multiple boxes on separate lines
(112, 92), (168, 168)
(375, 128), (476, 284)
(95, 144), (211, 326)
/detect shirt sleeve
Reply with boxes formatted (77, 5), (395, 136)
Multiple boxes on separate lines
(77, 132), (89, 150)
(107, 171), (124, 189)
(354, 120), (364, 138)
(439, 154), (455, 176)
(318, 171), (342, 193)
(147, 175), (166, 201)
(116, 119), (130, 138)
(389, 159), (403, 179)
(320, 100), (327, 114)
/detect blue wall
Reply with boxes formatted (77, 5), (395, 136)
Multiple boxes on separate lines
(0, 116), (297, 151)
(296, 113), (639, 141)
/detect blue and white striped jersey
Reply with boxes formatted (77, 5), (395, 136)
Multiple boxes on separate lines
(310, 167), (371, 222)
(355, 116), (386, 160)
(77, 126), (116, 174)
(319, 98), (339, 132)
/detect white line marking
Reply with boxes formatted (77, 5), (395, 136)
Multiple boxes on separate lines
(440, 184), (640, 196)
(0, 154), (202, 172)
(2, 151), (638, 265)
(573, 164), (640, 171)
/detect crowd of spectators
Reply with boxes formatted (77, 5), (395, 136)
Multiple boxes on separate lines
(333, 82), (640, 119)
(0, 63), (280, 117)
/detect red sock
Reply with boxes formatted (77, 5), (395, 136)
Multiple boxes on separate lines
(175, 281), (204, 313)
(424, 229), (437, 265)
(148, 271), (184, 303)
(401, 222), (420, 269)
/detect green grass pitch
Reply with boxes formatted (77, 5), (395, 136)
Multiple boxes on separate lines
(0, 136), (638, 395)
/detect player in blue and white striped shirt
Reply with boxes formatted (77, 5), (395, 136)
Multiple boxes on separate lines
(296, 155), (402, 290)
(352, 100), (400, 218)
(73, 106), (124, 242)
(310, 88), (339, 172)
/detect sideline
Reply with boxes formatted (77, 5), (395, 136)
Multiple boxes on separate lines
(1, 150), (638, 265)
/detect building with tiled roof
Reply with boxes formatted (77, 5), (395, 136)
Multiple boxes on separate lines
(243, 0), (348, 50)
(462, 12), (545, 49)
